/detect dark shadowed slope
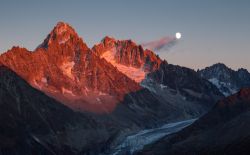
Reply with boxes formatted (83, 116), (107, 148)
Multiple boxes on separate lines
(139, 88), (250, 155)
(142, 62), (224, 118)
(0, 64), (111, 154)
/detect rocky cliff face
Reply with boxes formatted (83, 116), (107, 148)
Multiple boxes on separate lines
(198, 63), (250, 96)
(92, 36), (162, 82)
(139, 88), (250, 155)
(0, 22), (141, 113)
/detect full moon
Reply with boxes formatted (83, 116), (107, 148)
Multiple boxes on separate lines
(175, 32), (182, 39)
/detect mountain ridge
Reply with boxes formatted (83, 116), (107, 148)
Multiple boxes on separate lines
(198, 63), (250, 96)
(0, 21), (226, 117)
(92, 36), (162, 82)
(0, 22), (142, 113)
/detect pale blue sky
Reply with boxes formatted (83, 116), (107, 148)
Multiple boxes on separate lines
(0, 0), (249, 70)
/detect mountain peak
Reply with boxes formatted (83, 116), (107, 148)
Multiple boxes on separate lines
(212, 62), (228, 68)
(100, 36), (138, 47)
(53, 21), (76, 34)
(202, 63), (232, 75)
(37, 21), (85, 49)
(92, 37), (162, 82)
(101, 36), (116, 44)
(237, 68), (249, 73)
(198, 63), (250, 96)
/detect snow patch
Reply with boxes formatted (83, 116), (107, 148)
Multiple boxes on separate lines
(99, 92), (108, 95)
(209, 78), (237, 96)
(32, 80), (42, 89)
(62, 87), (76, 96)
(140, 78), (157, 93)
(59, 35), (70, 44)
(208, 78), (220, 89)
(141, 78), (170, 92)
(96, 97), (102, 104)
(31, 135), (41, 143)
(160, 84), (168, 89)
(114, 64), (146, 83)
(41, 77), (47, 84)
(60, 61), (75, 78)
(101, 50), (146, 82)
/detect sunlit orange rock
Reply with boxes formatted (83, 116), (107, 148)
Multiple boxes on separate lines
(0, 22), (141, 113)
(92, 36), (163, 82)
